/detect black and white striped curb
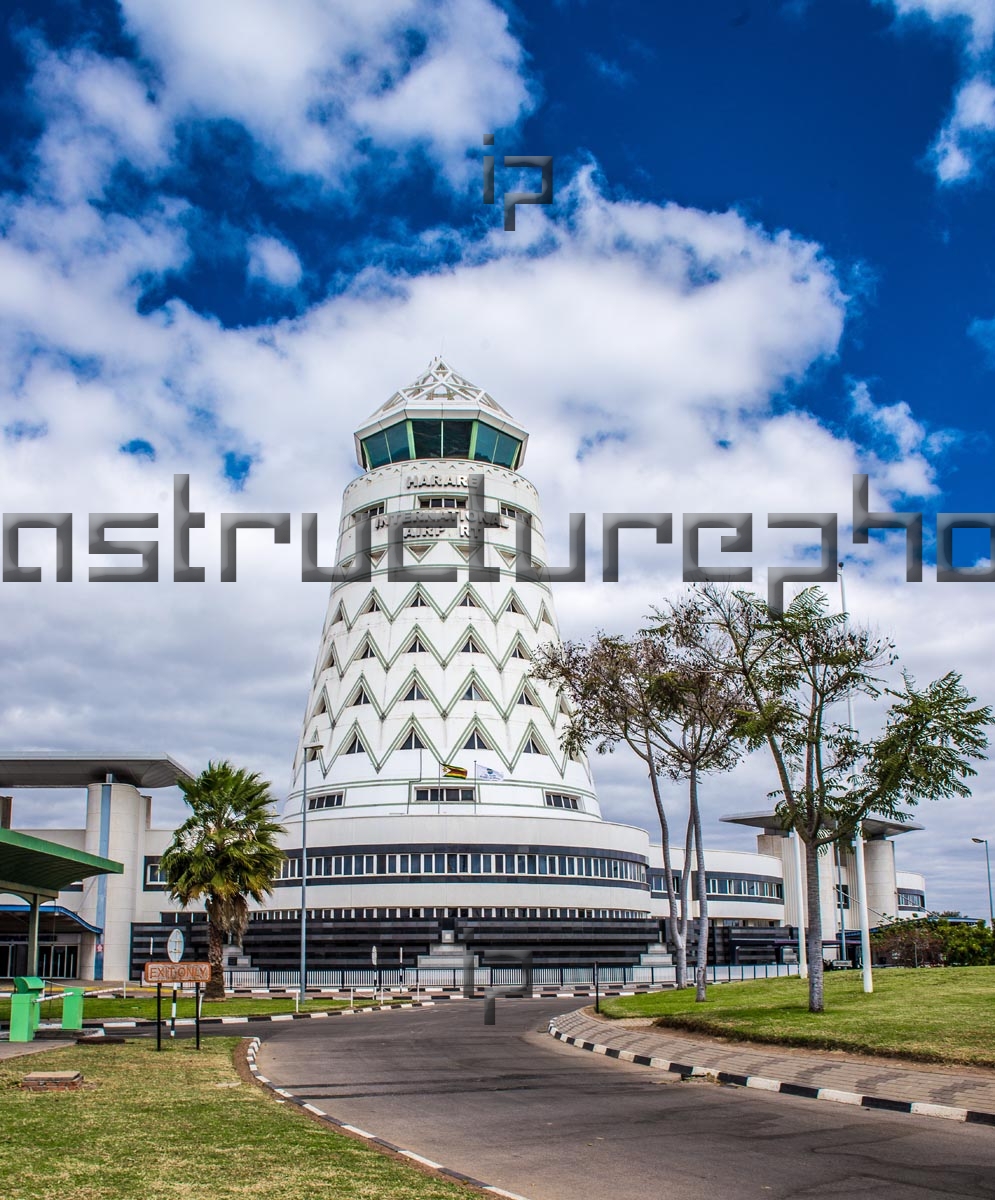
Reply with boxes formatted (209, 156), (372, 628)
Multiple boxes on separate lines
(41, 998), (439, 1032)
(547, 1016), (995, 1126)
(243, 1036), (533, 1200)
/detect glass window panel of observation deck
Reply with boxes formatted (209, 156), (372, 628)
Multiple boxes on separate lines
(362, 430), (391, 469)
(472, 421), (521, 468)
(412, 419), (442, 458)
(442, 419), (473, 458)
(386, 421), (412, 462)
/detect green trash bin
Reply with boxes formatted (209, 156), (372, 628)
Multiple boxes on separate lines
(10, 976), (45, 1043)
(61, 987), (85, 1031)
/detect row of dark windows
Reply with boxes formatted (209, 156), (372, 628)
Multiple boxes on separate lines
(279, 850), (646, 884)
(253, 906), (648, 921)
(649, 872), (784, 900)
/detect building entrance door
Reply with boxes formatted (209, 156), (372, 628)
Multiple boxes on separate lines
(37, 945), (78, 978)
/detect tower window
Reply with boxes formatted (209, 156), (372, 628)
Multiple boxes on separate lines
(464, 731), (490, 750)
(400, 731), (425, 750)
(461, 638), (482, 653)
(358, 643), (376, 659)
(517, 691), (536, 706)
(308, 793), (344, 810)
(350, 689), (371, 706)
(405, 684), (427, 701)
(409, 594), (428, 607)
(419, 496), (467, 510)
(522, 737), (544, 754)
(545, 793), (580, 810)
(458, 594), (479, 607)
(344, 736), (365, 755)
(406, 637), (427, 653)
(462, 684), (485, 701)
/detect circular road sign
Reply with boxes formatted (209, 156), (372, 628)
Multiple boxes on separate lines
(166, 929), (185, 963)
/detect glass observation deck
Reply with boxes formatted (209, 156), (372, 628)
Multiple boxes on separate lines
(361, 417), (522, 471)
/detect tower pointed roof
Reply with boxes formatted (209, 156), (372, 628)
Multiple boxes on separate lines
(370, 357), (514, 420)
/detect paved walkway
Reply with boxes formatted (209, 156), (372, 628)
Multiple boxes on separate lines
(550, 1009), (995, 1124)
(0, 1038), (74, 1062)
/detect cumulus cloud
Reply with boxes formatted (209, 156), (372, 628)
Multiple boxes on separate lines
(247, 235), (303, 289)
(117, 0), (531, 188)
(877, 0), (995, 183)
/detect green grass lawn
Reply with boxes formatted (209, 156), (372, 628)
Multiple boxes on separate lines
(0, 1038), (467, 1200)
(0, 992), (410, 1023)
(599, 967), (995, 1067)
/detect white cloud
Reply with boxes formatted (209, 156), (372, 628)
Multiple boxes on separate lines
(886, 0), (995, 53)
(933, 74), (995, 181)
(116, 0), (531, 188)
(247, 235), (303, 289)
(877, 1), (995, 183)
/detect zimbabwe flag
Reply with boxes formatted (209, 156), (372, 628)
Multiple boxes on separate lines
(441, 763), (468, 779)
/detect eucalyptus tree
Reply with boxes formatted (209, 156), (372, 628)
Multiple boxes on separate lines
(159, 761), (285, 1000)
(693, 584), (990, 1013)
(533, 619), (744, 995)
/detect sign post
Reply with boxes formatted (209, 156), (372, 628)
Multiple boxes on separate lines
(144, 962), (210, 1051)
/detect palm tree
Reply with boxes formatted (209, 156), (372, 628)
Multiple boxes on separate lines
(159, 761), (285, 1000)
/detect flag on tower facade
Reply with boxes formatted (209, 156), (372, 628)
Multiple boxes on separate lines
(475, 764), (504, 782)
(441, 763), (468, 779)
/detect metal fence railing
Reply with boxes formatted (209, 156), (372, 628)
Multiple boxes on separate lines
(222, 961), (800, 991)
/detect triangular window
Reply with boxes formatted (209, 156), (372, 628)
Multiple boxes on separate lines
(405, 684), (427, 701)
(344, 735), (365, 755)
(461, 638), (482, 653)
(539, 603), (554, 627)
(517, 690), (536, 706)
(400, 730), (425, 750)
(330, 604), (344, 625)
(313, 694), (328, 716)
(464, 731), (491, 751)
(505, 596), (526, 616)
(409, 594), (428, 607)
(351, 688), (371, 706)
(406, 637), (427, 653)
(510, 643), (529, 660)
(364, 597), (381, 614)
(463, 684), (485, 701)
(523, 737), (544, 754)
(358, 642), (376, 659)
(458, 594), (478, 607)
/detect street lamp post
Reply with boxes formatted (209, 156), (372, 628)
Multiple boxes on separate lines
(299, 750), (311, 1006)
(971, 837), (994, 936)
(839, 561), (873, 993)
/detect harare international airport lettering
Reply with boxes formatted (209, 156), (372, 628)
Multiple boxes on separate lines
(2, 473), (994, 613)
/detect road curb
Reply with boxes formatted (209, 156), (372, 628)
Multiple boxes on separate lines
(243, 1036), (534, 1200)
(547, 1014), (995, 1126)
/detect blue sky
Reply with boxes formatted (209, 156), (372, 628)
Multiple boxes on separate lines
(2, 0), (995, 913)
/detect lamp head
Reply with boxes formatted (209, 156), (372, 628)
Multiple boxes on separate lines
(972, 837), (987, 844)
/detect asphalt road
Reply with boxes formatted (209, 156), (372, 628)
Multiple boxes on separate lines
(247, 999), (995, 1200)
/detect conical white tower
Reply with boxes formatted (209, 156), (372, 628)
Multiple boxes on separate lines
(281, 358), (652, 928)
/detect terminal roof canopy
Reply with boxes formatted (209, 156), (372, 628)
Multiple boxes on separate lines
(0, 753), (193, 789)
(721, 812), (923, 839)
(0, 828), (123, 900)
